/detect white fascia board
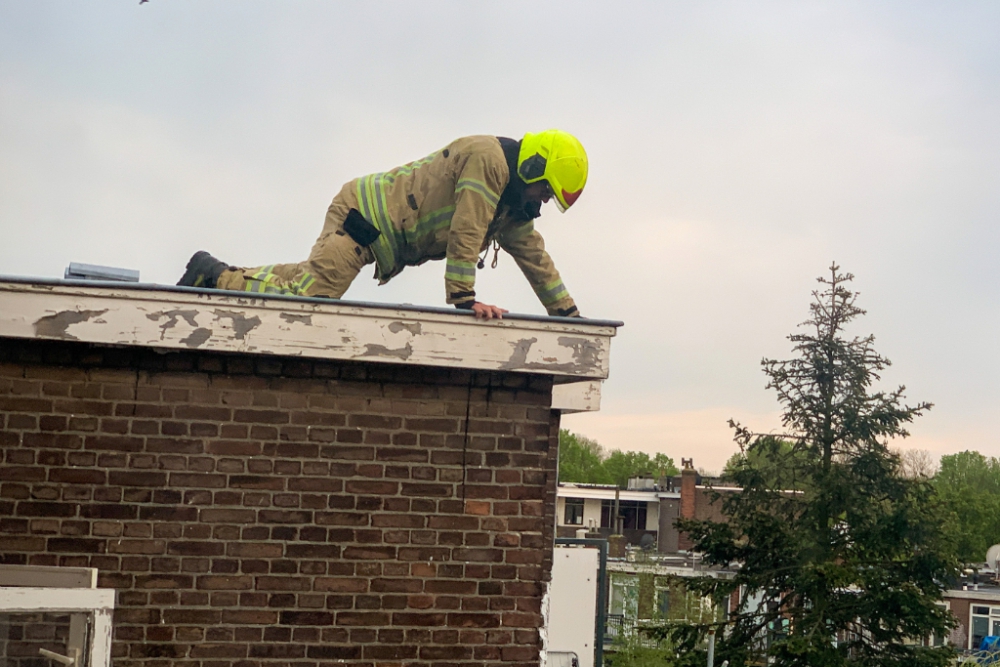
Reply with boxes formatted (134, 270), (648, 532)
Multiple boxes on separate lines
(551, 380), (602, 413)
(944, 589), (1000, 601)
(0, 281), (618, 382)
(556, 486), (668, 502)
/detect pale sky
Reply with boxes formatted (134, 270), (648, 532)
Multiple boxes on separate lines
(2, 2), (997, 473)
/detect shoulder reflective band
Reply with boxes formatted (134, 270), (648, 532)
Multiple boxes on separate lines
(456, 178), (500, 208)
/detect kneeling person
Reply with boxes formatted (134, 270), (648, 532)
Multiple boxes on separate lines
(177, 130), (587, 320)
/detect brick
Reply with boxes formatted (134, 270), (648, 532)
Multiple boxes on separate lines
(39, 415), (68, 431)
(199, 509), (256, 523)
(280, 544), (339, 559)
(275, 442), (319, 458)
(342, 545), (397, 561)
(47, 538), (104, 553)
(315, 511), (368, 526)
(375, 447), (428, 462)
(466, 484), (509, 499)
(162, 608), (221, 625)
(363, 645), (418, 659)
(426, 580), (477, 595)
(0, 536), (46, 551)
(230, 475), (284, 490)
(463, 500), (491, 516)
(371, 579), (424, 593)
(372, 514), (426, 528)
(288, 477), (342, 492)
(138, 506), (197, 522)
(108, 539), (166, 555)
(501, 611), (542, 627)
(348, 414), (402, 429)
(207, 440), (261, 456)
(167, 541), (224, 556)
(279, 610), (333, 625)
(84, 435), (144, 452)
(258, 510), (311, 524)
(448, 613), (501, 628)
(6, 414), (37, 430)
(134, 574), (194, 589)
(306, 645), (362, 659)
(234, 409), (289, 424)
(421, 645), (475, 659)
(502, 645), (540, 660)
(401, 483), (453, 497)
(255, 576), (311, 591)
(168, 473), (226, 488)
(345, 480), (398, 495)
(222, 609), (278, 624)
(0, 396), (53, 412)
(336, 612), (390, 626)
(109, 471), (167, 487)
(405, 417), (460, 432)
(16, 502), (77, 517)
(197, 575), (253, 590)
(0, 466), (46, 482)
(314, 577), (368, 592)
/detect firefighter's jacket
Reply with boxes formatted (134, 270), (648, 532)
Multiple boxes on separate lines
(352, 135), (579, 317)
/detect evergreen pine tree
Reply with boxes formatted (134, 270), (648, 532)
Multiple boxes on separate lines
(668, 264), (958, 667)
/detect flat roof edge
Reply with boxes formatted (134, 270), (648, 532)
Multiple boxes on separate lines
(0, 278), (619, 381)
(0, 275), (624, 328)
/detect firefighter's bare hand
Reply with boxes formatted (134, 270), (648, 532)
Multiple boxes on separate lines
(471, 302), (508, 320)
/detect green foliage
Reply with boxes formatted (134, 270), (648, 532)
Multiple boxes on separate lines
(721, 435), (812, 489)
(557, 429), (678, 487)
(661, 265), (959, 667)
(557, 429), (611, 484)
(606, 636), (683, 667)
(934, 450), (1000, 562)
(606, 575), (716, 667)
(603, 450), (679, 489)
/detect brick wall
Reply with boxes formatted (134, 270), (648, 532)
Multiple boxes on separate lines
(0, 338), (560, 667)
(677, 468), (697, 551)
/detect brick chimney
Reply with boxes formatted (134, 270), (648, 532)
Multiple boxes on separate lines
(678, 458), (697, 551)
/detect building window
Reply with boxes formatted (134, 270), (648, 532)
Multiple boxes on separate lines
(600, 500), (648, 530)
(970, 605), (1000, 650)
(564, 498), (584, 525)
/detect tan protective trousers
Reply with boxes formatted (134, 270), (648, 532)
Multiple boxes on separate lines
(216, 182), (375, 298)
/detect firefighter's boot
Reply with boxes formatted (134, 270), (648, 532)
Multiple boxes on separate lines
(177, 251), (231, 288)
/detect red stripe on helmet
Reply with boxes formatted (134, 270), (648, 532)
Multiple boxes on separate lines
(562, 189), (582, 207)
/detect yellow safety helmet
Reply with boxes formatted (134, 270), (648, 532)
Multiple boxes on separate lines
(517, 130), (588, 212)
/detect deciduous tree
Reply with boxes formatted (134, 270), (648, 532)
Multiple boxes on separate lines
(557, 430), (678, 487)
(934, 450), (1000, 562)
(557, 429), (611, 484)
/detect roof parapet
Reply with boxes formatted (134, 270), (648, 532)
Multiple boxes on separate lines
(0, 278), (620, 386)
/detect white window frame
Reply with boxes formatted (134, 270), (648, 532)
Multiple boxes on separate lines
(0, 566), (113, 667)
(969, 603), (1000, 651)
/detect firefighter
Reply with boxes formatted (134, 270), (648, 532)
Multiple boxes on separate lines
(177, 130), (587, 320)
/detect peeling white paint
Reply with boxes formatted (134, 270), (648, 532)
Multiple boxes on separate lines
(0, 281), (619, 382)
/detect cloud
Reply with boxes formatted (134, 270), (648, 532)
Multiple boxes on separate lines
(1, 1), (998, 468)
